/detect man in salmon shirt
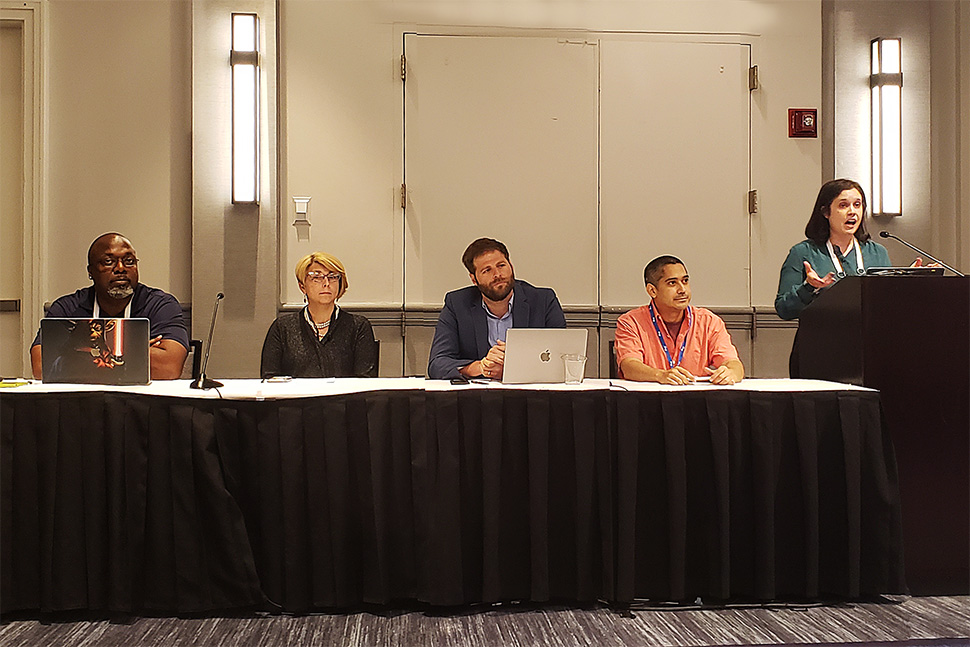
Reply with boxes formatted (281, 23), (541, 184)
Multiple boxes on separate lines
(614, 255), (744, 385)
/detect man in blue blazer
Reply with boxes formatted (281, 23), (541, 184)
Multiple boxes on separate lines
(428, 238), (567, 380)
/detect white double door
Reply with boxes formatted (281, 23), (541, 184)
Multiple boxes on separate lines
(403, 34), (751, 310)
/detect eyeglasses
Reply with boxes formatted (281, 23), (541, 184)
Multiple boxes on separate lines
(305, 271), (341, 285)
(96, 256), (138, 269)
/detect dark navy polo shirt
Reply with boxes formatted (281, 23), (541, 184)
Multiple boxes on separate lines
(32, 283), (190, 350)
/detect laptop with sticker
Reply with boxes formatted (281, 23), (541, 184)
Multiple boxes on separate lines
(41, 318), (151, 385)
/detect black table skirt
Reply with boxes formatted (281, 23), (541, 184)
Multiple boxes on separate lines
(1, 387), (905, 614)
(613, 390), (904, 602)
(0, 393), (263, 613)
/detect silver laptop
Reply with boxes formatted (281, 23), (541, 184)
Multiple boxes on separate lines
(41, 318), (151, 385)
(502, 328), (588, 384)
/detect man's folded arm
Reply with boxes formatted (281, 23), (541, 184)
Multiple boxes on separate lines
(150, 339), (188, 380)
(30, 344), (43, 380)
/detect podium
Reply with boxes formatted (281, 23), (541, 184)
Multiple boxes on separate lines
(798, 275), (970, 594)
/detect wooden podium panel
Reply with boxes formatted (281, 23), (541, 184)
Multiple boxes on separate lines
(798, 276), (969, 594)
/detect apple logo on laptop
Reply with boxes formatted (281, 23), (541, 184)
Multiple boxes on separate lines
(540, 349), (551, 362)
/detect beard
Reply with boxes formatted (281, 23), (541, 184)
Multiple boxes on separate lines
(476, 275), (514, 302)
(106, 285), (134, 300)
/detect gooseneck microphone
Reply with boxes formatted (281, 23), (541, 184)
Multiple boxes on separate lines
(878, 231), (965, 277)
(190, 292), (225, 389)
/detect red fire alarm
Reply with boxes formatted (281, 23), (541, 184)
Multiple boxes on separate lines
(789, 109), (818, 138)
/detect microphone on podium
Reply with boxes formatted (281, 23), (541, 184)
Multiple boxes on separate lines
(190, 292), (225, 389)
(878, 231), (965, 277)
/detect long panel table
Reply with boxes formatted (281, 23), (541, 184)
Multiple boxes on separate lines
(1, 378), (906, 614)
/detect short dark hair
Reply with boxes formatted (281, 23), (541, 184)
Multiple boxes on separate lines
(462, 238), (510, 274)
(805, 179), (871, 246)
(644, 255), (686, 286)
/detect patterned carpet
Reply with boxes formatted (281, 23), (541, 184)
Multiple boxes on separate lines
(1, 596), (968, 647)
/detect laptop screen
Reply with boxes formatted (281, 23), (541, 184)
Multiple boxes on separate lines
(41, 318), (151, 385)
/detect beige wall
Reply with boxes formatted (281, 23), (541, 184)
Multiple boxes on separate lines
(279, 0), (823, 377)
(193, 0), (278, 377)
(963, 1), (970, 270)
(280, 0), (824, 311)
(929, 0), (970, 272)
(830, 0), (931, 263)
(45, 0), (192, 303)
(829, 0), (968, 272)
(27, 0), (965, 379)
(279, 0), (401, 309)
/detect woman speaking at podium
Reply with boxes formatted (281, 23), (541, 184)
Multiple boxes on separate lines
(774, 179), (890, 377)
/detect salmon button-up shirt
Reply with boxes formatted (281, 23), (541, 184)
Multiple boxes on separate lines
(613, 304), (740, 379)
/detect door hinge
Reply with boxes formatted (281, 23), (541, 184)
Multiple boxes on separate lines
(748, 65), (759, 91)
(748, 189), (759, 215)
(401, 54), (406, 81)
(400, 183), (407, 209)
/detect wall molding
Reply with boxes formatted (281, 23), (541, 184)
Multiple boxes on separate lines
(276, 303), (797, 331)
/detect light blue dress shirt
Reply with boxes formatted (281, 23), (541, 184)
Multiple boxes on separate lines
(483, 292), (514, 347)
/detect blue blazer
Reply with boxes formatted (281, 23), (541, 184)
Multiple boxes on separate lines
(427, 280), (567, 379)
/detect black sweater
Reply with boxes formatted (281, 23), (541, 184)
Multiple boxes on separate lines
(259, 308), (378, 378)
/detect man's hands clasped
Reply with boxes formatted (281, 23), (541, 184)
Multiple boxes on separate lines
(480, 340), (505, 380)
(655, 364), (739, 385)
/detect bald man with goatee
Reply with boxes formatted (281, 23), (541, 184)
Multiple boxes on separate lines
(30, 233), (189, 380)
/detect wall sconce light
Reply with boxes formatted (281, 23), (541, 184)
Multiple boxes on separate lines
(231, 13), (259, 204)
(870, 38), (902, 216)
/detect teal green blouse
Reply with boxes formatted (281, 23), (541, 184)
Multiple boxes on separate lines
(774, 239), (891, 320)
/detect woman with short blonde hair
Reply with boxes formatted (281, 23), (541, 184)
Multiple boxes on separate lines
(260, 252), (377, 378)
(293, 252), (349, 300)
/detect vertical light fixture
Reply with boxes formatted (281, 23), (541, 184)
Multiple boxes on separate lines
(231, 13), (259, 204)
(870, 38), (902, 216)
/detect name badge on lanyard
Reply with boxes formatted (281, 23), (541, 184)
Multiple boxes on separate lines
(826, 239), (865, 278)
(93, 297), (132, 319)
(648, 303), (692, 370)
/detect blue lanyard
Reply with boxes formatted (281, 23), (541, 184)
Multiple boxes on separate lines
(648, 303), (692, 369)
